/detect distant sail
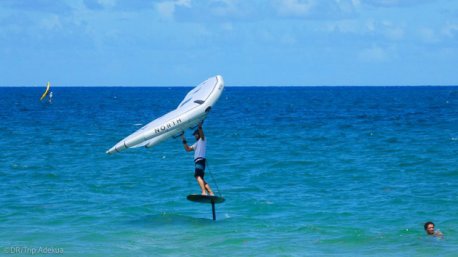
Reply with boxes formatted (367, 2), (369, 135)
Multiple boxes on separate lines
(107, 75), (224, 154)
(40, 82), (51, 101)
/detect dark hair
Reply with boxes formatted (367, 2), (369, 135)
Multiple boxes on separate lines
(193, 129), (200, 136)
(424, 221), (434, 230)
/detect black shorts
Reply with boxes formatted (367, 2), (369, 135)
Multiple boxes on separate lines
(194, 158), (206, 178)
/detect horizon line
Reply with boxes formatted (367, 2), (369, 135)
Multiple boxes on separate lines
(1, 84), (457, 88)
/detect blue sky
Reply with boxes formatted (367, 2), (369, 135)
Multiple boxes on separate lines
(0, 0), (457, 86)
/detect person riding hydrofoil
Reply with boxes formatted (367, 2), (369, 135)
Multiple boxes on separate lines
(181, 122), (214, 196)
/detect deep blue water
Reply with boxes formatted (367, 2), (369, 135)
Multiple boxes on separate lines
(1, 86), (458, 256)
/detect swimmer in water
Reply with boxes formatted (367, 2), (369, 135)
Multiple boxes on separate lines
(424, 221), (443, 238)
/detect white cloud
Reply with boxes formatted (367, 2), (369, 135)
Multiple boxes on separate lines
(274, 0), (360, 20)
(221, 22), (233, 31)
(325, 20), (361, 33)
(97, 0), (116, 9)
(155, 2), (174, 19)
(351, 0), (362, 8)
(368, 0), (399, 6)
(324, 19), (404, 41)
(418, 27), (440, 43)
(212, 0), (238, 16)
(362, 20), (405, 41)
(155, 0), (191, 20)
(442, 22), (458, 38)
(276, 0), (315, 17)
(380, 21), (404, 40)
(336, 0), (359, 13)
(362, 0), (429, 7)
(40, 15), (63, 31)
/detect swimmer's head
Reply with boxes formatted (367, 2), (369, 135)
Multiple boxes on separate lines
(424, 221), (435, 235)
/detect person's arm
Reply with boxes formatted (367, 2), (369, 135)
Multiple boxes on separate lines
(198, 122), (205, 140)
(435, 230), (444, 238)
(181, 134), (193, 152)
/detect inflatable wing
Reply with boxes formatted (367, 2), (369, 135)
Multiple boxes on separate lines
(106, 75), (224, 154)
(40, 82), (51, 101)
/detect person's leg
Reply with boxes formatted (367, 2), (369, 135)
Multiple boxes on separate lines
(198, 159), (214, 195)
(204, 182), (214, 196)
(194, 161), (207, 195)
(195, 176), (207, 195)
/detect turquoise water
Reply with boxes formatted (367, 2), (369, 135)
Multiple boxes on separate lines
(1, 87), (458, 256)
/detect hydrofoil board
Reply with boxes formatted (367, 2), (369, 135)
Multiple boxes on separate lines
(187, 194), (225, 204)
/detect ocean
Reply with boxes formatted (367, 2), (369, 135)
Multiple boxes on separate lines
(1, 86), (457, 256)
